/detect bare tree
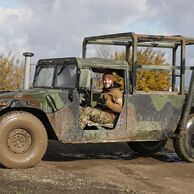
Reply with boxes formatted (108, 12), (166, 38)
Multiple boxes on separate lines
(95, 45), (114, 59)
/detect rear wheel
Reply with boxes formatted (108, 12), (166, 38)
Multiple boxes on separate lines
(0, 111), (48, 168)
(128, 140), (167, 155)
(173, 114), (194, 162)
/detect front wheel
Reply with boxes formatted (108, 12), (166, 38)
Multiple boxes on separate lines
(0, 111), (48, 168)
(128, 140), (167, 155)
(173, 114), (194, 162)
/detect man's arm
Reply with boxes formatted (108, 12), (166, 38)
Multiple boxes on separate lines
(104, 90), (123, 113)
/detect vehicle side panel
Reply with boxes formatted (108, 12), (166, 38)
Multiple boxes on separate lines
(51, 90), (82, 142)
(126, 93), (185, 140)
(77, 94), (185, 143)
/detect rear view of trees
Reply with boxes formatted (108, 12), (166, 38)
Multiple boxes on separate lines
(0, 53), (24, 90)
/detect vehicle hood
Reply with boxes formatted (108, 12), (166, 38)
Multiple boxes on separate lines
(0, 88), (67, 113)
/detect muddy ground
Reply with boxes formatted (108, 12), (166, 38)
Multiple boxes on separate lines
(0, 140), (194, 194)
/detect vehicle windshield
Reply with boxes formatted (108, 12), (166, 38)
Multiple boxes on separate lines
(54, 64), (77, 88)
(33, 64), (77, 88)
(34, 65), (55, 87)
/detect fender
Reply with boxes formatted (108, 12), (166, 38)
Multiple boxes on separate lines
(9, 99), (36, 108)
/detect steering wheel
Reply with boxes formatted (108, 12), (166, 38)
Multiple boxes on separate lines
(79, 88), (90, 106)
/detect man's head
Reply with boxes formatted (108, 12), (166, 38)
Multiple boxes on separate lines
(103, 73), (115, 88)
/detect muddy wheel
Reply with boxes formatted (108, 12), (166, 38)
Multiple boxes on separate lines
(173, 114), (194, 162)
(128, 140), (167, 155)
(0, 111), (48, 168)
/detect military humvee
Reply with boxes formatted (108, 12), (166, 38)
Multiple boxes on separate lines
(0, 32), (194, 168)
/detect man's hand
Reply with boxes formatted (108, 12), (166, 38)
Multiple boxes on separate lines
(98, 97), (106, 104)
(104, 94), (111, 105)
(98, 94), (111, 105)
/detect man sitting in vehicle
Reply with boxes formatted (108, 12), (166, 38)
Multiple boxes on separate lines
(80, 73), (123, 129)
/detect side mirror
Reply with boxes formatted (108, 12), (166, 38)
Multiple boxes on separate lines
(79, 68), (91, 89)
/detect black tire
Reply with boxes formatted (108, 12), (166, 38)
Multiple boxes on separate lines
(173, 114), (194, 162)
(0, 111), (48, 168)
(128, 140), (167, 155)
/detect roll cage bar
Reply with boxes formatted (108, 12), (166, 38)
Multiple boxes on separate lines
(82, 32), (194, 94)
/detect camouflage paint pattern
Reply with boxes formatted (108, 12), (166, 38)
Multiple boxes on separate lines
(0, 88), (67, 113)
(0, 57), (187, 144)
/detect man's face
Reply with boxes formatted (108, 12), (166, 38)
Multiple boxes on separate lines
(103, 78), (113, 88)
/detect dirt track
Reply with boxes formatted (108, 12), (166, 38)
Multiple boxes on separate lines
(0, 140), (194, 194)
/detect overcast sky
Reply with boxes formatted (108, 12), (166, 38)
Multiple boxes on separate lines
(0, 0), (194, 63)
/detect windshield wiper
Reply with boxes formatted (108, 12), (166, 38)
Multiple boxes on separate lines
(58, 62), (68, 75)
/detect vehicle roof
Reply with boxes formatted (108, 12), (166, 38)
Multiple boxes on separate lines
(76, 57), (128, 70)
(83, 32), (194, 48)
(37, 57), (77, 65)
(37, 57), (128, 70)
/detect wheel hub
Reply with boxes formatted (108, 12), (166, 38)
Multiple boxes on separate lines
(8, 128), (32, 154)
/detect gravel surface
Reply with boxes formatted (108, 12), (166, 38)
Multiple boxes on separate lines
(0, 140), (194, 194)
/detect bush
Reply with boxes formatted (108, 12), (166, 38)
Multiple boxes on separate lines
(0, 52), (24, 90)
